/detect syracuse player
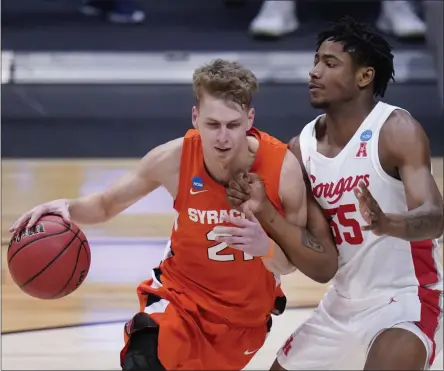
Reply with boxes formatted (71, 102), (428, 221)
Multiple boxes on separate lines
(10, 59), (338, 370)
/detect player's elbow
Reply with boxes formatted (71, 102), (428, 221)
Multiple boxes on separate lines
(317, 259), (338, 283)
(308, 254), (338, 284)
(314, 275), (332, 284)
(430, 204), (444, 239)
(422, 202), (444, 239)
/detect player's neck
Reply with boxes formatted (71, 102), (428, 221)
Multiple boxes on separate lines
(204, 139), (254, 185)
(324, 99), (376, 147)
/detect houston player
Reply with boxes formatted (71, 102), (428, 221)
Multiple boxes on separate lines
(10, 59), (338, 370)
(224, 17), (444, 370)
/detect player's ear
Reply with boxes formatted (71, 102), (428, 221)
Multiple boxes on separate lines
(357, 67), (375, 89)
(192, 106), (199, 129)
(247, 107), (255, 130)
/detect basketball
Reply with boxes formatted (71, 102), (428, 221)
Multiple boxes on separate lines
(7, 214), (91, 300)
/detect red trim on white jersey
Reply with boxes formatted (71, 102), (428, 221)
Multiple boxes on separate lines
(411, 240), (441, 365)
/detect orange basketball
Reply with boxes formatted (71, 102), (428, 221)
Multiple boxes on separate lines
(7, 214), (91, 299)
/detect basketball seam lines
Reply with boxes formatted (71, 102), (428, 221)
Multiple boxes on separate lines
(18, 229), (81, 290)
(45, 217), (91, 267)
(40, 215), (86, 244)
(49, 239), (88, 299)
(8, 216), (91, 299)
(82, 239), (91, 266)
(8, 217), (87, 264)
(8, 224), (71, 264)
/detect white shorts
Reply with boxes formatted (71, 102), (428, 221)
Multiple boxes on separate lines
(277, 288), (443, 370)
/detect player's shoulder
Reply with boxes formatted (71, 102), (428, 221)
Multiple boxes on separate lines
(282, 148), (301, 174)
(288, 135), (301, 159)
(247, 127), (287, 162)
(143, 137), (183, 168)
(182, 129), (209, 154)
(253, 127), (286, 147)
(183, 128), (201, 141)
(288, 115), (325, 161)
(135, 137), (184, 184)
(156, 136), (184, 155)
(380, 108), (429, 151)
(382, 108), (423, 135)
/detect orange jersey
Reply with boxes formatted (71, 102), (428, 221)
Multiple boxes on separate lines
(156, 128), (287, 327)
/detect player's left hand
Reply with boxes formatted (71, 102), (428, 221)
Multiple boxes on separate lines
(353, 181), (389, 236)
(213, 208), (270, 257)
(225, 172), (267, 213)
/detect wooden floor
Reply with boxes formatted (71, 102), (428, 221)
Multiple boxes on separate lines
(1, 158), (443, 370)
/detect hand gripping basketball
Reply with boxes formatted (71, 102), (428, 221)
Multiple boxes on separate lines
(8, 200), (90, 300)
(10, 199), (71, 234)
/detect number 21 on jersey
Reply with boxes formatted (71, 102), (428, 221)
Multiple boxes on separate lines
(206, 230), (254, 262)
(324, 203), (364, 245)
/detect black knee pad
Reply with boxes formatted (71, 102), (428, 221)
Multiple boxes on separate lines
(125, 312), (158, 335)
(122, 313), (165, 371)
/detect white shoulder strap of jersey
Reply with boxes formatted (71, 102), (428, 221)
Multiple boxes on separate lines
(367, 101), (410, 153)
(299, 115), (322, 173)
(368, 101), (409, 133)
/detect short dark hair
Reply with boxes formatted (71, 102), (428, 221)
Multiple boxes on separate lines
(317, 16), (395, 97)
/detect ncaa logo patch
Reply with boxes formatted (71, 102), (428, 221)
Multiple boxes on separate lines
(360, 130), (372, 142)
(191, 176), (204, 190)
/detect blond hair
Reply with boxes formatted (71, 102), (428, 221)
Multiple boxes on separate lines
(192, 59), (258, 108)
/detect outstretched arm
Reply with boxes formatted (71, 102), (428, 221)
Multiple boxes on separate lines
(10, 138), (183, 231)
(68, 138), (182, 224)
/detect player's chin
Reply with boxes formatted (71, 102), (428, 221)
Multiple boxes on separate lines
(309, 97), (329, 109)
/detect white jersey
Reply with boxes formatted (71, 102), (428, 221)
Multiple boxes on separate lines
(299, 101), (443, 299)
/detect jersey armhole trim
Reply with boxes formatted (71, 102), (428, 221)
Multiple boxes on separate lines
(370, 124), (405, 189)
(173, 134), (195, 211)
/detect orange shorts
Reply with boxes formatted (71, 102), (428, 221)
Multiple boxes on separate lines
(120, 278), (272, 370)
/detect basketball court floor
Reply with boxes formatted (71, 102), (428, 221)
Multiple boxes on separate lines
(1, 159), (443, 370)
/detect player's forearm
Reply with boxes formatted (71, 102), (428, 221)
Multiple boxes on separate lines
(262, 243), (297, 275)
(385, 202), (444, 241)
(256, 200), (337, 283)
(67, 193), (110, 225)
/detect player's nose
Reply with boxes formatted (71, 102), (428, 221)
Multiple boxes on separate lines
(309, 68), (320, 80)
(216, 127), (229, 143)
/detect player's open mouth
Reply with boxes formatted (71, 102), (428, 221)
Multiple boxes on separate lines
(215, 147), (230, 152)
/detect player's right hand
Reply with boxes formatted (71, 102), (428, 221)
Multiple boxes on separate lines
(9, 199), (71, 233)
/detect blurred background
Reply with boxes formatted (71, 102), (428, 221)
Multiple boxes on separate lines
(2, 0), (443, 156)
(1, 0), (443, 369)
